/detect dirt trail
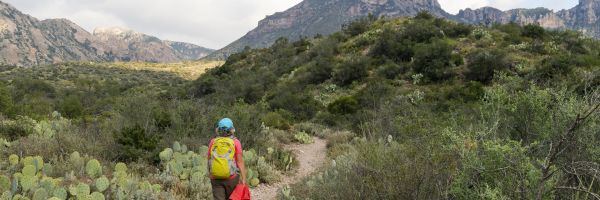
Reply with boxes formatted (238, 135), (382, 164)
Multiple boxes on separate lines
(251, 137), (327, 200)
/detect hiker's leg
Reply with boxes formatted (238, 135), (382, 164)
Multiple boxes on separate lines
(224, 175), (240, 198)
(211, 179), (226, 200)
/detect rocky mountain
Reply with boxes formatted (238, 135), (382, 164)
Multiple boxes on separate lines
(208, 0), (600, 59)
(165, 40), (214, 60)
(0, 1), (212, 66)
(207, 0), (449, 59)
(455, 0), (600, 37)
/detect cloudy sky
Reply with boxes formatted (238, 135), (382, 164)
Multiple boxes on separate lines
(4, 0), (579, 49)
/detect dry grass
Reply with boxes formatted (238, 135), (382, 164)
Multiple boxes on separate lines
(97, 60), (224, 80)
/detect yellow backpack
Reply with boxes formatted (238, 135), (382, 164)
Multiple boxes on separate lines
(209, 136), (237, 179)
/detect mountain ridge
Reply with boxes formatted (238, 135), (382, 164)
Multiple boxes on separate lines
(0, 1), (213, 66)
(208, 0), (600, 59)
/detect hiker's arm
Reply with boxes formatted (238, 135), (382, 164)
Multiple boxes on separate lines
(237, 153), (247, 184)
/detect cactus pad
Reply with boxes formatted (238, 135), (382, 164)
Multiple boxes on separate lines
(114, 162), (127, 173)
(95, 176), (109, 192)
(85, 159), (102, 178)
(8, 154), (19, 166)
(53, 187), (67, 200)
(0, 175), (9, 193)
(173, 142), (182, 152)
(76, 183), (91, 196)
(19, 175), (37, 192)
(159, 148), (173, 161)
(22, 165), (37, 177)
(32, 188), (48, 200)
(90, 192), (105, 200)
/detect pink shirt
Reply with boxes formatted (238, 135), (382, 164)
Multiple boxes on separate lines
(207, 137), (243, 179)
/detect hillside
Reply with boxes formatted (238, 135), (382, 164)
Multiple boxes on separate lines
(194, 14), (600, 199)
(208, 0), (600, 59)
(0, 1), (213, 66)
(0, 14), (599, 200)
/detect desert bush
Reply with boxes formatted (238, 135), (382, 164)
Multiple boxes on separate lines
(286, 139), (454, 199)
(327, 96), (359, 115)
(465, 49), (510, 84)
(113, 124), (160, 162)
(332, 56), (371, 86)
(412, 39), (454, 82)
(522, 24), (546, 39)
(370, 28), (414, 62)
(342, 15), (377, 36)
(262, 111), (291, 130)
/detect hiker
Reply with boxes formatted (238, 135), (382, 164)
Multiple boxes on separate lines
(208, 118), (247, 200)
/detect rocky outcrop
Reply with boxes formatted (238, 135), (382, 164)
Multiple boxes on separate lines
(456, 0), (600, 37)
(207, 0), (450, 59)
(0, 1), (212, 66)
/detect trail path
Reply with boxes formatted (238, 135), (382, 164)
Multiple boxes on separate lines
(251, 137), (327, 200)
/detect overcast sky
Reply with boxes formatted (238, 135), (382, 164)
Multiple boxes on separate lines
(3, 0), (579, 49)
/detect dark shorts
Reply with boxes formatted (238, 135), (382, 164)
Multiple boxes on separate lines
(211, 175), (240, 200)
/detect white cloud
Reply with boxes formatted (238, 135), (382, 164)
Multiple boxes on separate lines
(3, 0), (581, 48)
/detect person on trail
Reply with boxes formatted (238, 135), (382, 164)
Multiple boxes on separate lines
(208, 118), (247, 200)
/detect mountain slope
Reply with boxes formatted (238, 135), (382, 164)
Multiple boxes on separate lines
(207, 0), (449, 59)
(165, 40), (214, 60)
(0, 2), (107, 66)
(0, 1), (213, 66)
(456, 0), (600, 37)
(209, 0), (600, 59)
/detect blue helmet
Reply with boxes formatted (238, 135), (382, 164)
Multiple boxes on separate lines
(217, 118), (234, 132)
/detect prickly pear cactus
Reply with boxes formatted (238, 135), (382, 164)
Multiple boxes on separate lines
(0, 175), (9, 193)
(172, 142), (182, 153)
(53, 187), (67, 200)
(159, 148), (173, 161)
(85, 159), (102, 178)
(114, 162), (127, 173)
(22, 165), (37, 177)
(293, 132), (314, 144)
(32, 188), (48, 200)
(95, 176), (109, 192)
(90, 192), (105, 200)
(20, 175), (37, 192)
(8, 154), (19, 166)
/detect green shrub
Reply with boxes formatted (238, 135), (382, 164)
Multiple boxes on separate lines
(262, 111), (291, 130)
(58, 95), (83, 118)
(370, 28), (414, 62)
(333, 56), (370, 86)
(342, 15), (377, 36)
(327, 96), (359, 115)
(522, 24), (546, 39)
(465, 49), (510, 84)
(412, 40), (454, 82)
(113, 124), (160, 162)
(268, 88), (321, 121)
(376, 61), (406, 79)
